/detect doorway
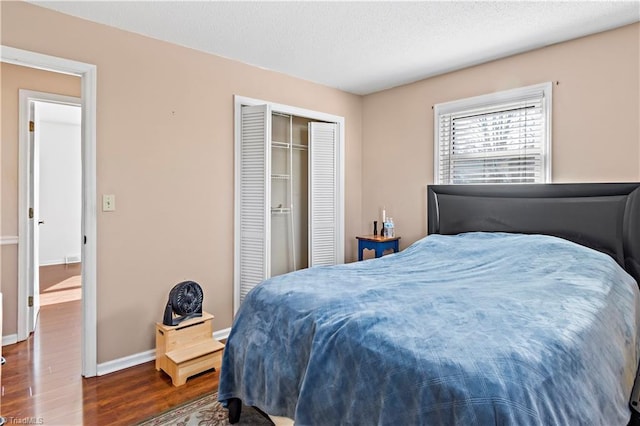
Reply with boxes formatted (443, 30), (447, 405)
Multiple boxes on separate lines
(2, 46), (98, 377)
(33, 100), (82, 311)
(18, 92), (82, 338)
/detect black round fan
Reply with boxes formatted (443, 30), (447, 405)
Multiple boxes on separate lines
(163, 281), (203, 326)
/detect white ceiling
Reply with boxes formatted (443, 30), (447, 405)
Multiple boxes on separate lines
(29, 1), (640, 95)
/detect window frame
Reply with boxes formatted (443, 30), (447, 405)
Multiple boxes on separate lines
(433, 82), (552, 185)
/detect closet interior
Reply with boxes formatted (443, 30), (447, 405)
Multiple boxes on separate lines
(270, 113), (311, 277)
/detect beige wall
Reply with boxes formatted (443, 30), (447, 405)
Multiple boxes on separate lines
(1, 2), (363, 363)
(362, 23), (640, 248)
(3, 1), (637, 367)
(1, 63), (81, 337)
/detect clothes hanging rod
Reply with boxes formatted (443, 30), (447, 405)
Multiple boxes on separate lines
(272, 141), (308, 150)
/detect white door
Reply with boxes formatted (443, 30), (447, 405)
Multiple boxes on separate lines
(309, 122), (338, 267)
(236, 104), (271, 306)
(27, 101), (41, 333)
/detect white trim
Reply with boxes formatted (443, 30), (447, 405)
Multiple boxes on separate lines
(2, 334), (18, 346)
(1, 45), (98, 378)
(1, 236), (19, 245)
(81, 58), (98, 379)
(233, 95), (345, 315)
(235, 95), (347, 124)
(1, 46), (91, 77)
(213, 327), (231, 341)
(97, 349), (155, 376)
(39, 259), (78, 267)
(433, 82), (552, 184)
(95, 327), (231, 376)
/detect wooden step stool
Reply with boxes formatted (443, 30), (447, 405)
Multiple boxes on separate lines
(155, 311), (225, 386)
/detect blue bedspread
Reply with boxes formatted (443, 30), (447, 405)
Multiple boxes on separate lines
(218, 233), (640, 425)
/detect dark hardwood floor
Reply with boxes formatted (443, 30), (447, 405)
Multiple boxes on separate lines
(2, 268), (219, 425)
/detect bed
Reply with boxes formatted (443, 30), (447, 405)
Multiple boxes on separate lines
(218, 183), (640, 425)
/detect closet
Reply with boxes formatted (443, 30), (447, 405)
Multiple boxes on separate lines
(234, 97), (345, 309)
(270, 112), (309, 277)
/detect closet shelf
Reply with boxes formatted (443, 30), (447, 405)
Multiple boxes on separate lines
(272, 140), (308, 151)
(271, 207), (291, 214)
(271, 174), (290, 180)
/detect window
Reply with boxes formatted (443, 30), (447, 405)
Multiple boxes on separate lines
(434, 82), (552, 184)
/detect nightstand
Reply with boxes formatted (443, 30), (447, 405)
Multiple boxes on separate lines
(356, 235), (401, 261)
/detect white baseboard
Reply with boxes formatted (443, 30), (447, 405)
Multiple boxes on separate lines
(97, 349), (155, 376)
(2, 334), (18, 346)
(40, 258), (81, 267)
(213, 327), (231, 341)
(39, 259), (67, 267)
(65, 255), (81, 264)
(96, 327), (232, 376)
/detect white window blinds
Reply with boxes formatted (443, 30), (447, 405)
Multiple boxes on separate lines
(435, 82), (552, 184)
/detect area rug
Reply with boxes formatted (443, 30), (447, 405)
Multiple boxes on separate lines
(136, 392), (274, 426)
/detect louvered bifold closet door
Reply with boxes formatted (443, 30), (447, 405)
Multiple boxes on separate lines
(238, 104), (270, 304)
(309, 122), (338, 267)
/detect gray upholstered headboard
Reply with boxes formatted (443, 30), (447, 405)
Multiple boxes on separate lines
(427, 183), (640, 284)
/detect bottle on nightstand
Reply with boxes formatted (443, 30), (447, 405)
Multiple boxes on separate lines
(384, 217), (394, 238)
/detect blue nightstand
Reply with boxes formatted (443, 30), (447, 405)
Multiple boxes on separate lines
(356, 235), (401, 261)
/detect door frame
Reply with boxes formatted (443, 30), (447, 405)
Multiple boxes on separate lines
(20, 91), (82, 337)
(2, 46), (98, 377)
(233, 95), (345, 314)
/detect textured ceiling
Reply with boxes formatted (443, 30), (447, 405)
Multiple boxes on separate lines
(29, 1), (640, 95)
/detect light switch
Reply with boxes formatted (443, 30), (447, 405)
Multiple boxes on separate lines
(103, 194), (116, 212)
